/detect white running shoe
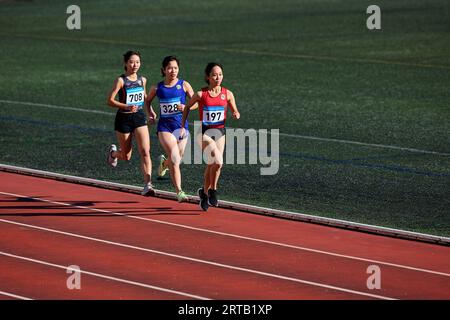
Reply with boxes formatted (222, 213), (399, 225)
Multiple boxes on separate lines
(141, 182), (155, 197)
(107, 144), (118, 167)
(158, 154), (169, 177)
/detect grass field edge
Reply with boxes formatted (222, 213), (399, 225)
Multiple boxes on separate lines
(1, 163), (448, 247)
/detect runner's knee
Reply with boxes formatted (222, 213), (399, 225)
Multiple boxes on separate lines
(169, 151), (181, 166)
(121, 150), (132, 161)
(140, 148), (150, 159)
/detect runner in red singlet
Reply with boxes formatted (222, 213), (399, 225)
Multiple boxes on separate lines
(181, 62), (240, 211)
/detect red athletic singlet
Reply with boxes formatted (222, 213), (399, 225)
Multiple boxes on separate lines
(199, 87), (228, 129)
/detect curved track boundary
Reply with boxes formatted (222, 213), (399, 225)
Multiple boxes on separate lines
(1, 163), (448, 246)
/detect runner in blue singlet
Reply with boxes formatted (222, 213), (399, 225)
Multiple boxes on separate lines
(145, 56), (197, 202)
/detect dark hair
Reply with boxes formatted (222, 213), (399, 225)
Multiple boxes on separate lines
(123, 50), (141, 71)
(204, 62), (223, 84)
(161, 55), (180, 77)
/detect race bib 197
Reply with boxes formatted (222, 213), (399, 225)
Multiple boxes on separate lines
(202, 106), (225, 125)
(126, 87), (145, 106)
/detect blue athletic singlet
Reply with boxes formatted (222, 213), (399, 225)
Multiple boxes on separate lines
(156, 79), (188, 134)
(117, 74), (145, 113)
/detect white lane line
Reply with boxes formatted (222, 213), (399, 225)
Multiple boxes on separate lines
(269, 132), (450, 156)
(6, 33), (450, 70)
(0, 99), (114, 116)
(0, 251), (209, 300)
(0, 290), (33, 300)
(1, 99), (448, 156)
(1, 191), (449, 278)
(0, 219), (395, 300)
(220, 47), (450, 70)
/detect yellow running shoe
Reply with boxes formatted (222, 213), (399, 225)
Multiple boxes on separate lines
(158, 154), (169, 177)
(177, 190), (187, 203)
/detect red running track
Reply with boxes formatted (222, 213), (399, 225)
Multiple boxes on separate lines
(0, 171), (449, 300)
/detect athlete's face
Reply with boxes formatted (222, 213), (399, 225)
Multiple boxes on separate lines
(208, 66), (223, 86)
(125, 55), (141, 74)
(164, 61), (179, 80)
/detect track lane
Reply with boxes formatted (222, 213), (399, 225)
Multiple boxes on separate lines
(1, 171), (449, 299)
(1, 172), (448, 274)
(0, 210), (447, 299)
(0, 221), (372, 300)
(0, 253), (197, 300)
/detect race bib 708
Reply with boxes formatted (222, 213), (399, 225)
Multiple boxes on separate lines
(126, 87), (145, 106)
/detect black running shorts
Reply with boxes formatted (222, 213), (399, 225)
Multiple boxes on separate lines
(202, 126), (226, 138)
(114, 110), (147, 133)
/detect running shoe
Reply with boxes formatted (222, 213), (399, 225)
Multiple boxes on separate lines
(197, 187), (209, 211)
(141, 182), (155, 197)
(158, 154), (169, 177)
(107, 144), (118, 167)
(207, 189), (218, 207)
(177, 190), (187, 203)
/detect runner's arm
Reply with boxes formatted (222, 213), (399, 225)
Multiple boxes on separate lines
(145, 85), (158, 122)
(107, 77), (133, 111)
(183, 81), (199, 111)
(227, 90), (240, 119)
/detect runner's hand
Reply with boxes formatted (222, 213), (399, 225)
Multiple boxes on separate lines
(179, 127), (186, 139)
(148, 110), (157, 124)
(127, 105), (139, 113)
